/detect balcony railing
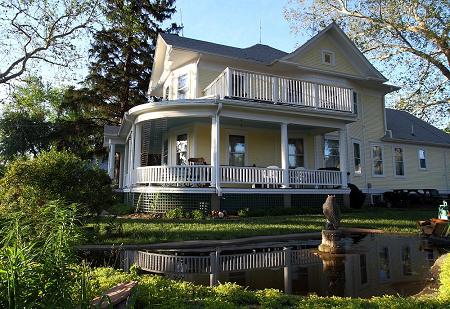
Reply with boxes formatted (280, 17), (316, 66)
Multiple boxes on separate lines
(203, 67), (354, 113)
(132, 165), (342, 188)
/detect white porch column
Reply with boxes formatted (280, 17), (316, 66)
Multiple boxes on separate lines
(134, 123), (142, 169)
(339, 126), (348, 187)
(210, 115), (221, 192)
(118, 149), (124, 188)
(108, 143), (116, 179)
(280, 123), (290, 188)
(129, 126), (135, 186)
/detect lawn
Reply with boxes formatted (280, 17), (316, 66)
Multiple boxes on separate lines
(88, 208), (435, 245)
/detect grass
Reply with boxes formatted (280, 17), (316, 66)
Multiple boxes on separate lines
(87, 208), (435, 245)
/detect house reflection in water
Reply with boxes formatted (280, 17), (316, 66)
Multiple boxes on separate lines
(173, 235), (441, 298)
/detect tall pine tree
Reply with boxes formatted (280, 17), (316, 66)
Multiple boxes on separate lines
(87, 0), (181, 123)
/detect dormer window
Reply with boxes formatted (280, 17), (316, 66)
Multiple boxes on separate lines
(321, 50), (335, 66)
(177, 73), (188, 99)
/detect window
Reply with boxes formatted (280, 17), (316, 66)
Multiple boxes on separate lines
(176, 134), (188, 165)
(353, 141), (362, 174)
(353, 91), (358, 114)
(229, 135), (245, 166)
(162, 139), (168, 165)
(321, 50), (335, 66)
(402, 246), (412, 276)
(418, 149), (427, 169)
(372, 145), (384, 176)
(324, 139), (340, 168)
(177, 74), (188, 99)
(360, 254), (368, 285)
(379, 247), (391, 281)
(393, 146), (405, 176)
(288, 138), (305, 168)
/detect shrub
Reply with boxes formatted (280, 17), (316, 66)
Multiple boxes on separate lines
(0, 149), (113, 214)
(191, 209), (205, 220)
(237, 208), (250, 217)
(439, 254), (450, 299)
(165, 207), (184, 219)
(109, 203), (133, 216)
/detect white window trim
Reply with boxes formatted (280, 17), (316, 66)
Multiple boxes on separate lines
(371, 143), (385, 177)
(169, 125), (193, 166)
(323, 137), (340, 169)
(377, 246), (392, 282)
(321, 49), (336, 66)
(225, 129), (249, 167)
(392, 145), (406, 178)
(352, 139), (363, 176)
(418, 148), (427, 170)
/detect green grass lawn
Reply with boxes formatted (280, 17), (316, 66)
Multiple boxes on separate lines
(88, 208), (434, 245)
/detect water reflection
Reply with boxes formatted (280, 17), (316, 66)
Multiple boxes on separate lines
(163, 234), (444, 298)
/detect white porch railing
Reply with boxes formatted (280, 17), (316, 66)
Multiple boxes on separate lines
(289, 169), (342, 186)
(131, 165), (342, 187)
(134, 165), (213, 185)
(136, 249), (320, 274)
(221, 166), (284, 186)
(203, 67), (354, 113)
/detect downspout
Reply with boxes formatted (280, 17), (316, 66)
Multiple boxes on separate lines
(214, 99), (223, 196)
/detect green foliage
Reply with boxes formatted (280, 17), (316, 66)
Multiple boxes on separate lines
(165, 207), (184, 219)
(0, 78), (107, 161)
(0, 149), (113, 214)
(439, 254), (450, 299)
(191, 209), (205, 220)
(0, 201), (83, 308)
(83, 267), (450, 308)
(237, 208), (250, 217)
(109, 203), (133, 216)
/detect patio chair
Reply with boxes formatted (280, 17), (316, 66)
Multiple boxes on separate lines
(264, 165), (280, 188)
(293, 167), (305, 189)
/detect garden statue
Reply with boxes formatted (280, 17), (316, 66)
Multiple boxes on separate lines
(319, 195), (345, 253)
(322, 195), (341, 230)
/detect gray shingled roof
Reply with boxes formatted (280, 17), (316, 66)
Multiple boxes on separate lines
(386, 108), (450, 145)
(160, 33), (287, 64)
(104, 125), (120, 136)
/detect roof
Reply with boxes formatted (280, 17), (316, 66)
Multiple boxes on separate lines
(104, 125), (120, 136)
(160, 33), (288, 64)
(385, 108), (450, 146)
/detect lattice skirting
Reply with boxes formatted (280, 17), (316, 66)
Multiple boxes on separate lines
(124, 192), (211, 213)
(123, 192), (346, 214)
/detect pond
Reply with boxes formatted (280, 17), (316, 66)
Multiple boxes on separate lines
(137, 233), (447, 298)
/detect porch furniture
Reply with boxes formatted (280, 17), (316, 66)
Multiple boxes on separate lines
(264, 166), (281, 188)
(188, 157), (209, 187)
(292, 167), (306, 189)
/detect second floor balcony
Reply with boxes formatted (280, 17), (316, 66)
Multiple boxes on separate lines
(203, 67), (355, 113)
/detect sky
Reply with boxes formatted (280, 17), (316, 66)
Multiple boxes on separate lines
(174, 0), (304, 53)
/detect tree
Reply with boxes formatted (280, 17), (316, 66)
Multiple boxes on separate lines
(284, 0), (449, 127)
(87, 0), (181, 122)
(0, 77), (105, 161)
(0, 0), (100, 85)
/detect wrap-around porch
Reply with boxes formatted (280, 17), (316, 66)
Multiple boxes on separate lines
(109, 115), (349, 193)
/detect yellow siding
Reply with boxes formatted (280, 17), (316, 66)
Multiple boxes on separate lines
(347, 91), (450, 192)
(289, 34), (361, 77)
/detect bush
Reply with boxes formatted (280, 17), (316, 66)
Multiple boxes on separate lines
(191, 209), (205, 220)
(165, 207), (184, 219)
(439, 254), (450, 299)
(0, 149), (113, 214)
(109, 203), (133, 216)
(237, 208), (250, 217)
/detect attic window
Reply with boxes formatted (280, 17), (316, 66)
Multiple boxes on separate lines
(321, 50), (335, 66)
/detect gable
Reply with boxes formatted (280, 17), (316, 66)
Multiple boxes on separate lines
(287, 33), (363, 77)
(280, 23), (387, 81)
